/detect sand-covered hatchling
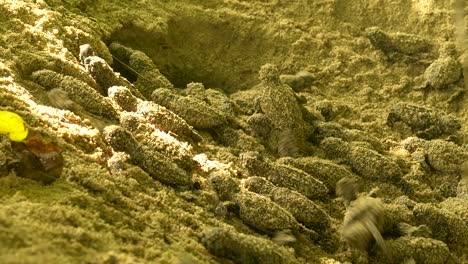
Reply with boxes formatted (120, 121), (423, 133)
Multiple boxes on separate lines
(185, 82), (237, 121)
(387, 102), (461, 140)
(383, 236), (453, 264)
(82, 52), (144, 99)
(151, 88), (227, 129)
(103, 125), (192, 187)
(31, 69), (118, 120)
(257, 63), (311, 157)
(321, 137), (407, 192)
(242, 177), (331, 234)
(440, 197), (468, 224)
(108, 86), (201, 143)
(413, 203), (468, 252)
(232, 190), (318, 239)
(365, 27), (433, 57)
(314, 121), (384, 152)
(424, 42), (463, 90)
(240, 151), (329, 200)
(241, 176), (276, 196)
(269, 187), (330, 233)
(128, 50), (174, 96)
(200, 227), (302, 264)
(402, 137), (466, 174)
(83, 55), (126, 94)
(208, 172), (321, 240)
(277, 156), (356, 196)
(108, 42), (173, 98)
(136, 99), (203, 143)
(119, 112), (195, 170)
(336, 177), (388, 256)
(109, 42), (174, 98)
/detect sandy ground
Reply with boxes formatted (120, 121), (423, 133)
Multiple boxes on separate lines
(0, 0), (467, 263)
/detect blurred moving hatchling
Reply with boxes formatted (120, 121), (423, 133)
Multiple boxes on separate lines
(336, 177), (388, 257)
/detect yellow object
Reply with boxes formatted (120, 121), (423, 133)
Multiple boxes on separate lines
(0, 111), (28, 142)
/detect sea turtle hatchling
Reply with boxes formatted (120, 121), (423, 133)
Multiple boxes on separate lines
(240, 151), (329, 200)
(402, 137), (466, 174)
(152, 88), (227, 129)
(208, 172), (320, 240)
(413, 203), (468, 251)
(200, 227), (301, 264)
(242, 176), (331, 233)
(103, 125), (192, 187)
(383, 236), (452, 264)
(365, 27), (433, 57)
(320, 137), (410, 194)
(108, 42), (173, 98)
(31, 69), (118, 121)
(387, 102), (461, 140)
(423, 42), (462, 90)
(231, 190), (319, 240)
(108, 86), (202, 144)
(257, 63), (311, 157)
(84, 55), (144, 98)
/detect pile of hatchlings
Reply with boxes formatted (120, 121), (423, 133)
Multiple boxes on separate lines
(21, 27), (468, 264)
